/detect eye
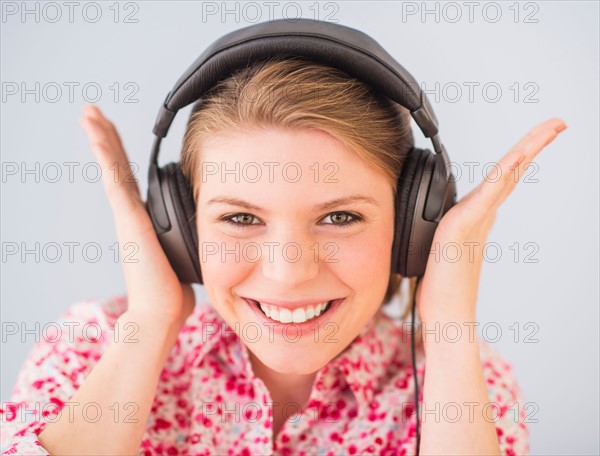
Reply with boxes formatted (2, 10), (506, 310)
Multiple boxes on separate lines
(220, 211), (363, 230)
(321, 211), (362, 227)
(221, 213), (262, 229)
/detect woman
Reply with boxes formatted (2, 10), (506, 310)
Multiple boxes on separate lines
(1, 51), (565, 456)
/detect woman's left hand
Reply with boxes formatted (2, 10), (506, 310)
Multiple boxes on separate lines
(415, 117), (567, 325)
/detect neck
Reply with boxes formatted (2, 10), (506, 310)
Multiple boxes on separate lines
(247, 350), (317, 409)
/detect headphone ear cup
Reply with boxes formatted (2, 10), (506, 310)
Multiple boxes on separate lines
(152, 162), (202, 284)
(391, 148), (430, 277)
(392, 147), (457, 278)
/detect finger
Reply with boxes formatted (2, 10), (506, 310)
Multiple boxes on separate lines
(83, 105), (128, 160)
(472, 118), (567, 210)
(82, 106), (139, 191)
(492, 118), (567, 206)
(80, 108), (141, 198)
(80, 115), (142, 216)
(502, 117), (566, 169)
(82, 106), (126, 162)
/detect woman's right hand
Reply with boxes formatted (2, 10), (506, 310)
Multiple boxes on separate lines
(80, 105), (195, 328)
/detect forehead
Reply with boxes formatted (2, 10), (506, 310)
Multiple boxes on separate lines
(198, 127), (391, 196)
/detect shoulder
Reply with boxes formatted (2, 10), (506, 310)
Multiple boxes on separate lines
(60, 293), (129, 327)
(478, 340), (520, 394)
(55, 296), (229, 363)
(60, 294), (224, 332)
(373, 315), (530, 455)
(478, 339), (525, 410)
(36, 294), (130, 355)
(13, 295), (130, 381)
(0, 295), (130, 453)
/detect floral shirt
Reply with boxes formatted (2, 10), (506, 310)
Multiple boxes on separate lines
(1, 295), (529, 455)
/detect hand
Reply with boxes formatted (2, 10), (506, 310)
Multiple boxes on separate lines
(415, 118), (567, 325)
(80, 105), (195, 328)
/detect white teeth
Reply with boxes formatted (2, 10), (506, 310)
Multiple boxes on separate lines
(292, 308), (306, 323)
(270, 306), (280, 320)
(279, 308), (293, 324)
(257, 301), (331, 324)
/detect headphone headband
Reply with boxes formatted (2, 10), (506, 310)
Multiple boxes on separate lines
(151, 19), (443, 153)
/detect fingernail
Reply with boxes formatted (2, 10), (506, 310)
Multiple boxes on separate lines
(556, 122), (567, 133)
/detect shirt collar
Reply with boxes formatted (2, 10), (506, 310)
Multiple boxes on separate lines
(184, 302), (399, 409)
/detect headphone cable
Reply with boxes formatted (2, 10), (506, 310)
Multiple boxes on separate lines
(411, 275), (423, 455)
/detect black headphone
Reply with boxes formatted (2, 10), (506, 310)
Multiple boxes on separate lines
(146, 18), (457, 285)
(146, 19), (457, 453)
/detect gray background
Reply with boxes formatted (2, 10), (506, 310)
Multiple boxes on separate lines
(1, 1), (598, 453)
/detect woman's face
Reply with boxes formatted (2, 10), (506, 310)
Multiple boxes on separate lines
(196, 126), (395, 375)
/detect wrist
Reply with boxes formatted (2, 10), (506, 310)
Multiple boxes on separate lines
(419, 311), (477, 331)
(419, 315), (480, 356)
(122, 307), (187, 330)
(116, 310), (185, 354)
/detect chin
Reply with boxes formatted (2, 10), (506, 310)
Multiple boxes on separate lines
(248, 344), (331, 375)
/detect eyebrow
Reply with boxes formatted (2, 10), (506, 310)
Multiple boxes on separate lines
(206, 195), (379, 213)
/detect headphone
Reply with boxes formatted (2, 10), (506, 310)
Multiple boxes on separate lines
(146, 18), (457, 453)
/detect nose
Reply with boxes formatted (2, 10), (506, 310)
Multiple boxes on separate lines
(259, 227), (320, 288)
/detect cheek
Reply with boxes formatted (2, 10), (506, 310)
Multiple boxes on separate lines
(197, 222), (254, 290)
(331, 227), (394, 293)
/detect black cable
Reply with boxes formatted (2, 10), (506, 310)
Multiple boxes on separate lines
(411, 275), (423, 455)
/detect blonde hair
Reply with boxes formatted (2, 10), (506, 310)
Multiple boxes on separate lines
(180, 56), (421, 325)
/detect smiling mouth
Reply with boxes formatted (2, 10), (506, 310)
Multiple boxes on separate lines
(249, 299), (335, 324)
